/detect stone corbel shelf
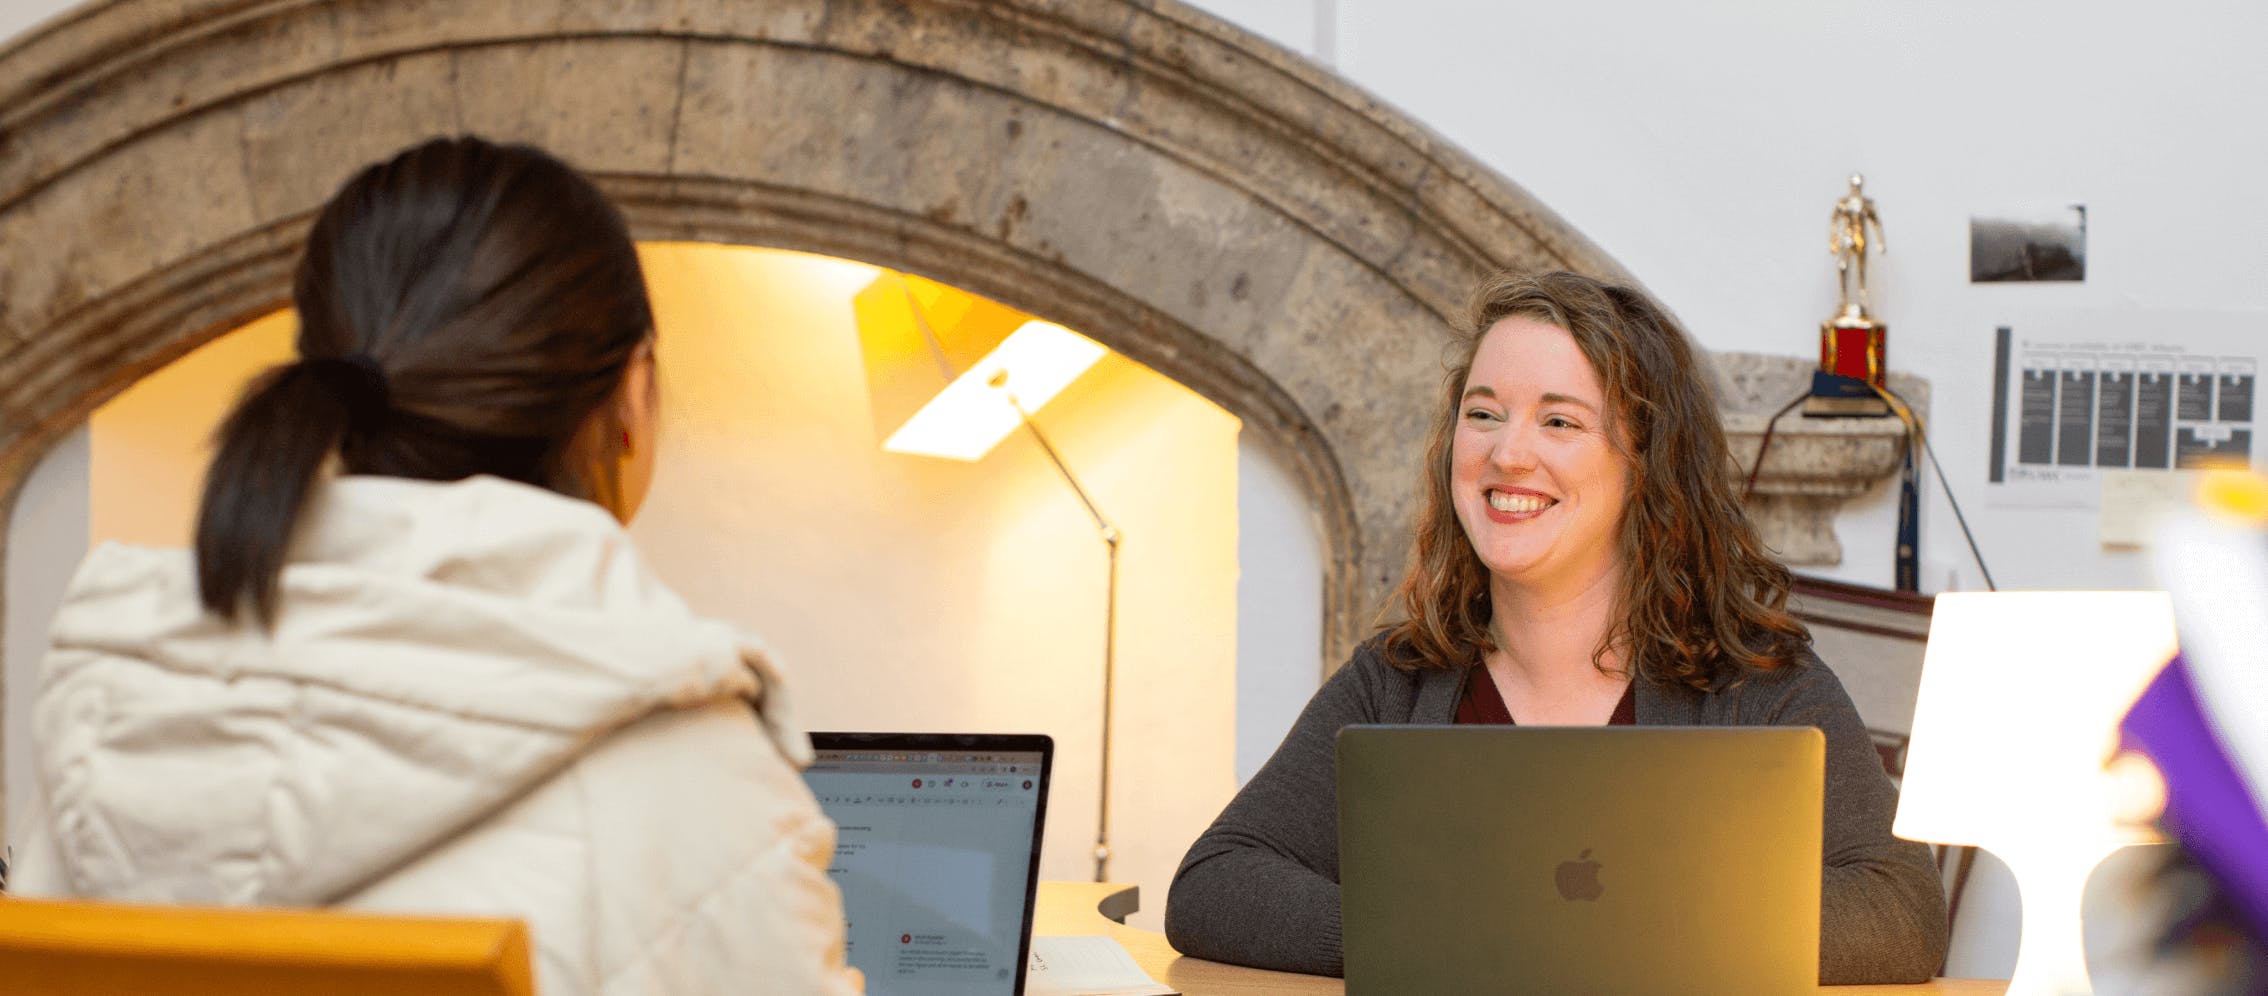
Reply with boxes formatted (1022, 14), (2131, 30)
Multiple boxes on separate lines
(1713, 352), (1929, 566)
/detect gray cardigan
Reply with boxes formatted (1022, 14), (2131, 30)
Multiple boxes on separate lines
(1163, 637), (1951, 984)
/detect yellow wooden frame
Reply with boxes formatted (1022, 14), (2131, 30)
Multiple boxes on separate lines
(0, 898), (533, 996)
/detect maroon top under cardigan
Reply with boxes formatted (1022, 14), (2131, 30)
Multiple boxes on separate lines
(1454, 665), (1637, 725)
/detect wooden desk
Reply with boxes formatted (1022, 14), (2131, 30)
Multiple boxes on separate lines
(1036, 882), (2006, 995)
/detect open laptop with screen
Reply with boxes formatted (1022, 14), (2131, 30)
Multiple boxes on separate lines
(805, 733), (1053, 996)
(1336, 726), (1824, 995)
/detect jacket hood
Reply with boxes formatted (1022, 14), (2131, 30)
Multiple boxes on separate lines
(33, 475), (809, 906)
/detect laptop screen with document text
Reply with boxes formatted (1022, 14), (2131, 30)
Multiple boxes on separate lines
(805, 732), (1053, 996)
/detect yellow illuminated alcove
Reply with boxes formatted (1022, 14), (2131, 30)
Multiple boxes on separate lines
(83, 242), (1242, 931)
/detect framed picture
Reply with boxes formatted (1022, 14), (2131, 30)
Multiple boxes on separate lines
(1971, 206), (2087, 283)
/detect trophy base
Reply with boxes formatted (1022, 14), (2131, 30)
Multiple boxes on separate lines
(1803, 369), (1891, 418)
(1819, 316), (1886, 388)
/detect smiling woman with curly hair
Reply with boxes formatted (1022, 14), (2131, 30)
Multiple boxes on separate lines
(1165, 269), (1950, 985)
(1385, 270), (1813, 688)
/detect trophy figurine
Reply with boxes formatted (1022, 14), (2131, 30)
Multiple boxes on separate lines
(1822, 173), (1888, 387)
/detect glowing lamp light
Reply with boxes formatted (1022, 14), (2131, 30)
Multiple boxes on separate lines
(1895, 591), (2176, 995)
(881, 320), (1105, 460)
(850, 270), (1125, 881)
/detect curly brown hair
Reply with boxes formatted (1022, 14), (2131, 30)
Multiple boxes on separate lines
(1381, 270), (1809, 689)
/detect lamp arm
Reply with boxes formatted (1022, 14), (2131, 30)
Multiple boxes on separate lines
(1004, 393), (1121, 883)
(1006, 395), (1119, 545)
(1094, 536), (1119, 883)
(894, 278), (1124, 879)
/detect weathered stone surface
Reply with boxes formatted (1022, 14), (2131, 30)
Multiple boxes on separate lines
(0, 108), (260, 337)
(1717, 351), (1930, 564)
(1716, 348), (1932, 418)
(0, 0), (758, 206)
(234, 49), (465, 223)
(455, 39), (687, 176)
(1, 221), (299, 478)
(2, 0), (345, 207)
(1746, 494), (1850, 565)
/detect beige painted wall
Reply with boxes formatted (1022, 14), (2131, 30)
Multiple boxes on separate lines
(88, 310), (296, 547)
(69, 242), (1241, 930)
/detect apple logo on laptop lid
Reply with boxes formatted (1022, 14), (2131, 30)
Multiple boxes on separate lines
(1554, 849), (1604, 902)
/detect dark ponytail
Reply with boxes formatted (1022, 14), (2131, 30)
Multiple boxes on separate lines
(194, 358), (388, 623)
(193, 136), (652, 625)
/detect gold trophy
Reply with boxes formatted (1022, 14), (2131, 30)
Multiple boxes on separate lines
(1821, 174), (1887, 387)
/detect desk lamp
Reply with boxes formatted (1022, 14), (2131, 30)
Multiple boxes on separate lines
(1895, 590), (2176, 995)
(853, 272), (1121, 881)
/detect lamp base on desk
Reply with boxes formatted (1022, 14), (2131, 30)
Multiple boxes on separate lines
(1999, 841), (2131, 996)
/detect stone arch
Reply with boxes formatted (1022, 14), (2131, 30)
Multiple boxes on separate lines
(0, 0), (1628, 679)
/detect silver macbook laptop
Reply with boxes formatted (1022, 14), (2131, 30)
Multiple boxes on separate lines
(805, 732), (1053, 996)
(1336, 726), (1823, 995)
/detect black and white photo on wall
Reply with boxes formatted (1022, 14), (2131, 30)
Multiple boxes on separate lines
(1970, 205), (2086, 283)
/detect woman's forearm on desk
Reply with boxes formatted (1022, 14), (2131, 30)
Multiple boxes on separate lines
(1822, 857), (1950, 985)
(1166, 842), (1345, 976)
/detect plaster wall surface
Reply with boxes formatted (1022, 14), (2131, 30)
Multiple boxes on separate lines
(2, 426), (84, 853)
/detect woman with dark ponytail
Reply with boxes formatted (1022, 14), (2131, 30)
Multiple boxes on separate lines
(11, 137), (863, 995)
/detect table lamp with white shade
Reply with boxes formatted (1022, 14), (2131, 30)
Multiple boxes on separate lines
(1895, 590), (2179, 995)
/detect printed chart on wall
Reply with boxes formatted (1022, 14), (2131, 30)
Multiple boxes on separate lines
(1988, 313), (2259, 512)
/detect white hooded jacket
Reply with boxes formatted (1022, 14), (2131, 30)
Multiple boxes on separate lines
(10, 475), (862, 995)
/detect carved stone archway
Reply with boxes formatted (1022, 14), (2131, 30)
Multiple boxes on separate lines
(0, 0), (1630, 676)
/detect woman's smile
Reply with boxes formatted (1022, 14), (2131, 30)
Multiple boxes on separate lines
(1483, 487), (1555, 519)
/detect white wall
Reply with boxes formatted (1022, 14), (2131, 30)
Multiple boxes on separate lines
(1197, 0), (2268, 598)
(633, 245), (1246, 929)
(0, 2), (65, 48)
(2, 426), (87, 844)
(1234, 438), (1324, 784)
(1182, 0), (1341, 66)
(85, 311), (297, 546)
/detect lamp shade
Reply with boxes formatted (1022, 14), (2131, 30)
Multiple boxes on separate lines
(1897, 590), (2175, 848)
(852, 272), (1104, 461)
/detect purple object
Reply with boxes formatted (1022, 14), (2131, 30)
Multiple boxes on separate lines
(2119, 653), (2268, 941)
